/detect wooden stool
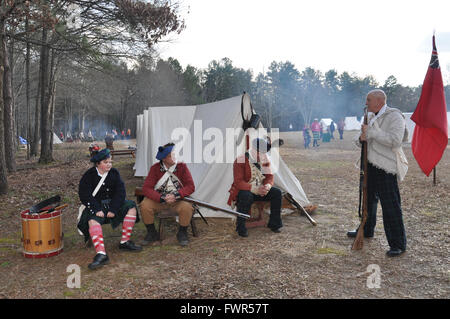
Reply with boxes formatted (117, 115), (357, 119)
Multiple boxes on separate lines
(155, 209), (198, 240)
(246, 202), (267, 228)
(135, 187), (198, 240)
(245, 194), (297, 228)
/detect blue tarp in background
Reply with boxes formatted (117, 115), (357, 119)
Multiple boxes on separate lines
(19, 136), (27, 145)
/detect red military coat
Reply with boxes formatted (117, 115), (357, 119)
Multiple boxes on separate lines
(227, 153), (274, 206)
(142, 162), (195, 202)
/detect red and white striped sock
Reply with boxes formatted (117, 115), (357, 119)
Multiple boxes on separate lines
(120, 214), (136, 243)
(89, 224), (106, 255)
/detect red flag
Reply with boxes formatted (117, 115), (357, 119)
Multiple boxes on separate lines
(411, 35), (448, 176)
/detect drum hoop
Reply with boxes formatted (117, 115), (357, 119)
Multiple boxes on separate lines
(22, 241), (64, 253)
(23, 248), (63, 259)
(21, 210), (62, 220)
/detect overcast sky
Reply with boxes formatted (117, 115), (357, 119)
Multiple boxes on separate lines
(157, 0), (450, 87)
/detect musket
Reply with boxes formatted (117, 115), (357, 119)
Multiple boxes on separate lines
(284, 193), (317, 226)
(352, 107), (369, 250)
(184, 197), (251, 219)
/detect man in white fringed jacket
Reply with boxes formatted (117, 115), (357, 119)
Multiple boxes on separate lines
(347, 89), (409, 257)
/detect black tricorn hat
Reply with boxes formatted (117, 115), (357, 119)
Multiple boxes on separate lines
(252, 138), (271, 153)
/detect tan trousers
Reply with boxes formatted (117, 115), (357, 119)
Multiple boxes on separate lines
(139, 197), (194, 227)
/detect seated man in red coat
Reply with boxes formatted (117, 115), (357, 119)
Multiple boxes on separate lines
(227, 138), (283, 237)
(139, 143), (195, 246)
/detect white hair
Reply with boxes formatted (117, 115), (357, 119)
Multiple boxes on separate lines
(367, 89), (387, 102)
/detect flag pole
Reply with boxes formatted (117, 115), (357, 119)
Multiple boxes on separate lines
(433, 167), (436, 185)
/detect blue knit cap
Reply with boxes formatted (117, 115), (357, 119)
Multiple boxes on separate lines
(90, 148), (111, 163)
(156, 143), (175, 160)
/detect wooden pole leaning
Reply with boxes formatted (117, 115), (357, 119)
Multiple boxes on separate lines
(352, 108), (369, 250)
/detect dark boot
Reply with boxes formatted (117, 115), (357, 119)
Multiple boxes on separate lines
(236, 217), (248, 237)
(119, 240), (142, 251)
(177, 226), (189, 246)
(386, 248), (405, 257)
(88, 253), (109, 270)
(141, 224), (160, 246)
(347, 228), (374, 238)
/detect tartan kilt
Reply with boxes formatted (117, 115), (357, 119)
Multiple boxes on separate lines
(77, 199), (138, 242)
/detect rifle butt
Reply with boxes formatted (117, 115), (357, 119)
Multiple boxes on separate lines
(300, 206), (318, 226)
(351, 228), (364, 250)
(284, 194), (317, 226)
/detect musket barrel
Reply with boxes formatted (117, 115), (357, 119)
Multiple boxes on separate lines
(184, 197), (250, 219)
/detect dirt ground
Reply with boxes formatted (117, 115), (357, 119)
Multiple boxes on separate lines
(0, 132), (448, 299)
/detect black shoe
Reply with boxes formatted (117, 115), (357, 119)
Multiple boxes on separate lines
(119, 240), (142, 252)
(236, 224), (248, 237)
(236, 217), (248, 237)
(270, 227), (282, 233)
(141, 224), (160, 246)
(346, 229), (373, 238)
(237, 228), (248, 237)
(88, 253), (109, 270)
(386, 248), (405, 257)
(176, 226), (189, 246)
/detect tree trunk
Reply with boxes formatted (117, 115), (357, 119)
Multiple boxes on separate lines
(9, 35), (16, 150)
(0, 19), (8, 194)
(26, 17), (31, 159)
(66, 97), (73, 135)
(81, 108), (84, 133)
(49, 49), (56, 154)
(50, 70), (57, 154)
(38, 28), (52, 164)
(31, 65), (41, 157)
(3, 28), (16, 172)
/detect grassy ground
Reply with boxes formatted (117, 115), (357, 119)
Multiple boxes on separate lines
(0, 134), (448, 299)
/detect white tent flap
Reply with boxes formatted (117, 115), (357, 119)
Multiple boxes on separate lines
(134, 94), (311, 217)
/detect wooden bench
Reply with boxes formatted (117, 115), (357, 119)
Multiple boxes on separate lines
(135, 187), (198, 240)
(111, 149), (135, 159)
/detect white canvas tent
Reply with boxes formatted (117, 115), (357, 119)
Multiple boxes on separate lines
(319, 118), (336, 130)
(403, 111), (450, 143)
(134, 94), (311, 218)
(344, 116), (361, 130)
(39, 132), (63, 144)
(53, 132), (63, 144)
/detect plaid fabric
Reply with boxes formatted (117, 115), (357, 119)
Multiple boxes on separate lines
(364, 162), (407, 250)
(77, 199), (139, 242)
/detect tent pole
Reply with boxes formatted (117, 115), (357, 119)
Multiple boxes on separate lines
(433, 167), (436, 186)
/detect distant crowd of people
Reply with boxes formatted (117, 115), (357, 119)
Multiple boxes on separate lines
(59, 128), (132, 143)
(302, 118), (346, 149)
